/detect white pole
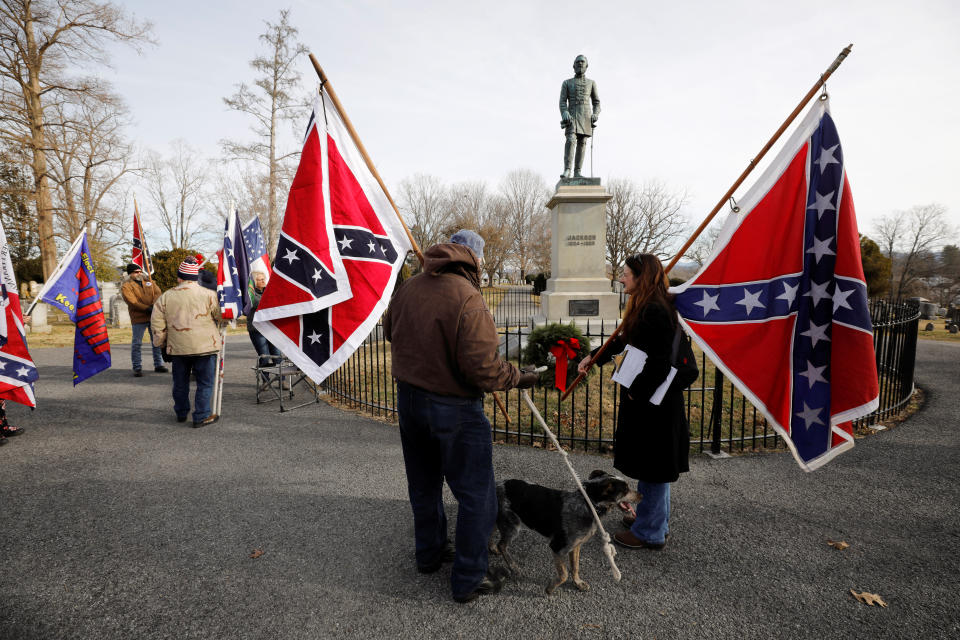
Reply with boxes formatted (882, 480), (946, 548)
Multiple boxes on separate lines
(25, 231), (87, 317)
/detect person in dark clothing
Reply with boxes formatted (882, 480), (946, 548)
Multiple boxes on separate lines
(383, 230), (538, 603)
(578, 253), (690, 551)
(246, 271), (281, 370)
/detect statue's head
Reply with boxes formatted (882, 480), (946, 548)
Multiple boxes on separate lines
(573, 55), (588, 75)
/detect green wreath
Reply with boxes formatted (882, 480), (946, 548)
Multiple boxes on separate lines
(522, 323), (592, 391)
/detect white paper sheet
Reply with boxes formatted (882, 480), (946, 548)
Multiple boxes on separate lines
(611, 345), (647, 387)
(611, 345), (676, 406)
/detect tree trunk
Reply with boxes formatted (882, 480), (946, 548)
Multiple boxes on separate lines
(23, 3), (58, 278)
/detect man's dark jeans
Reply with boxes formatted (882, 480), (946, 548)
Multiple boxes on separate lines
(171, 354), (217, 422)
(396, 382), (497, 599)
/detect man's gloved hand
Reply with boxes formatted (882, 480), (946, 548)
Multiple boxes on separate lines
(516, 369), (539, 389)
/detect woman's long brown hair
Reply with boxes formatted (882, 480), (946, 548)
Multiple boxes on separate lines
(621, 253), (675, 338)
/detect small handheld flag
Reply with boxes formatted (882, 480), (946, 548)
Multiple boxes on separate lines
(132, 199), (153, 275)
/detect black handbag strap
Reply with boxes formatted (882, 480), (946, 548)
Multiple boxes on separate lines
(670, 324), (683, 366)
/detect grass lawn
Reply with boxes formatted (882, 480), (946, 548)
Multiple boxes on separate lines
(916, 318), (960, 343)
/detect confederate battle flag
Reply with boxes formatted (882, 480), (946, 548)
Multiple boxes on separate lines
(253, 91), (411, 383)
(670, 99), (878, 471)
(0, 220), (38, 406)
(132, 199), (153, 275)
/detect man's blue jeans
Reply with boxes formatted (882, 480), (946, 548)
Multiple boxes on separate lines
(131, 322), (163, 370)
(396, 382), (497, 600)
(630, 480), (670, 544)
(171, 354), (217, 422)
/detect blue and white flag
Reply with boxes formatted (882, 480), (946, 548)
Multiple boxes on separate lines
(217, 208), (250, 321)
(241, 216), (271, 281)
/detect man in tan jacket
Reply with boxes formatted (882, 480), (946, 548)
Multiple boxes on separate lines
(121, 263), (165, 376)
(151, 258), (222, 428)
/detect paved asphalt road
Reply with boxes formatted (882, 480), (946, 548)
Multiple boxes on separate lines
(1, 338), (957, 639)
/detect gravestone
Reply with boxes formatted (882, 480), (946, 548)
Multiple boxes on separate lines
(109, 294), (131, 328)
(950, 324), (958, 334)
(24, 299), (51, 334)
(924, 322), (934, 331)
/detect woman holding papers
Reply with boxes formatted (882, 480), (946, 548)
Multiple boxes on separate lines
(578, 253), (689, 551)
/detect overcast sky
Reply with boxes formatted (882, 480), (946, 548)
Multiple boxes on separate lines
(104, 0), (959, 248)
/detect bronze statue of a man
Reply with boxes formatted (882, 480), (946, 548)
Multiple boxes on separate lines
(559, 54), (600, 179)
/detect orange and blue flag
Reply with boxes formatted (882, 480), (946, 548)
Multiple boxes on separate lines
(671, 99), (878, 471)
(38, 232), (111, 384)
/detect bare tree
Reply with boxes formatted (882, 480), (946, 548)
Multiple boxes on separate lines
(874, 204), (955, 298)
(398, 173), (450, 252)
(443, 180), (488, 234)
(45, 85), (134, 248)
(499, 168), (548, 281)
(605, 178), (689, 277)
(0, 0), (152, 278)
(143, 141), (210, 250)
(221, 9), (306, 258)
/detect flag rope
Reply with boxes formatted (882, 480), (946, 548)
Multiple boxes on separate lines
(560, 43), (854, 402)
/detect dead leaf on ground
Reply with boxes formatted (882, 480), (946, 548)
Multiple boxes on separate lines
(850, 589), (887, 607)
(827, 539), (850, 550)
(531, 441), (543, 448)
(250, 548), (264, 559)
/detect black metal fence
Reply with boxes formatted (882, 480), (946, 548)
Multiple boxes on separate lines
(321, 288), (920, 457)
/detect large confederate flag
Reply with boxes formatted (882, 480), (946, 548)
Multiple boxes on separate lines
(670, 99), (878, 471)
(253, 91), (411, 383)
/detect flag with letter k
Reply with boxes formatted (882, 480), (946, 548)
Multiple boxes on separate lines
(670, 98), (878, 471)
(37, 232), (111, 384)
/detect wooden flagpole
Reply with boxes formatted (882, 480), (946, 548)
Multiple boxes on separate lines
(306, 55), (511, 423)
(308, 54), (424, 264)
(560, 44), (854, 402)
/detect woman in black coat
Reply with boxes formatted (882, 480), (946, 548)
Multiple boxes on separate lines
(578, 253), (690, 551)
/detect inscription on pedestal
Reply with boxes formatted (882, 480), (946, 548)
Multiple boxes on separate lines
(569, 300), (599, 316)
(565, 233), (596, 247)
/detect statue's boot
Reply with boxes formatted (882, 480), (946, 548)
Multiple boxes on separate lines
(563, 137), (576, 179)
(574, 142), (586, 178)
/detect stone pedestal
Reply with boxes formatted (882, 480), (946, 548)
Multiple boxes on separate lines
(533, 181), (620, 330)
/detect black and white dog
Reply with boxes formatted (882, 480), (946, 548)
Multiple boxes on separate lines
(489, 470), (641, 594)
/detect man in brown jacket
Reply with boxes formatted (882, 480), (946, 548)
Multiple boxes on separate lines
(121, 263), (165, 376)
(383, 230), (537, 603)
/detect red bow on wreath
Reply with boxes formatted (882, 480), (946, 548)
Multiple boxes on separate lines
(549, 337), (580, 392)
